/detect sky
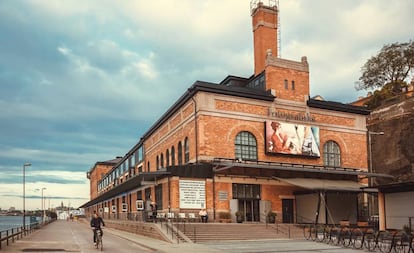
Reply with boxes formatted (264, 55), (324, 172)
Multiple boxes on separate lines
(0, 0), (413, 211)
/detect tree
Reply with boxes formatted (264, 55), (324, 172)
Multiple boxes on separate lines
(355, 40), (414, 92)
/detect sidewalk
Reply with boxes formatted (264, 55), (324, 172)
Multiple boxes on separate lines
(0, 219), (225, 253)
(104, 226), (226, 253)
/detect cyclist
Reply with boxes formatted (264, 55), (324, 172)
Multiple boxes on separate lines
(90, 211), (105, 246)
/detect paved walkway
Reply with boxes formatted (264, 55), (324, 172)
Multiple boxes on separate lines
(0, 220), (367, 253)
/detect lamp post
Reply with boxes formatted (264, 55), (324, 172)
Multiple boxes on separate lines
(23, 163), (31, 233)
(368, 131), (385, 184)
(41, 187), (46, 224)
(368, 131), (384, 216)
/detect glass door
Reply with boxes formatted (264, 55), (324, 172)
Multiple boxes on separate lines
(238, 199), (260, 222)
(282, 199), (294, 223)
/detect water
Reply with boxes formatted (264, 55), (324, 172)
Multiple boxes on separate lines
(0, 216), (39, 232)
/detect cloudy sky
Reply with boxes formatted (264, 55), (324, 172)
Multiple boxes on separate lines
(0, 0), (413, 211)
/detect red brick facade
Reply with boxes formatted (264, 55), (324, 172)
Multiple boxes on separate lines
(83, 3), (372, 225)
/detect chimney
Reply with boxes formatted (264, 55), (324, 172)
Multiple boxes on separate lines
(251, 1), (279, 75)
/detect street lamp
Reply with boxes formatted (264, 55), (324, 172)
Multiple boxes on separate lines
(41, 187), (47, 224)
(368, 131), (385, 184)
(23, 162), (31, 233)
(367, 131), (384, 217)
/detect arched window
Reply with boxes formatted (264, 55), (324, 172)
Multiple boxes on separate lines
(184, 137), (189, 163)
(177, 141), (183, 165)
(156, 155), (159, 170)
(171, 146), (175, 166)
(291, 80), (295, 90)
(166, 149), (170, 166)
(160, 153), (164, 168)
(323, 141), (341, 167)
(235, 131), (257, 161)
(147, 161), (150, 172)
(284, 79), (288, 89)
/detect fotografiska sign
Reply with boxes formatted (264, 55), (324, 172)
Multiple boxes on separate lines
(269, 108), (315, 122)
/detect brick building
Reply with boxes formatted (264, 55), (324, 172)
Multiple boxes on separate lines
(81, 1), (391, 225)
(87, 157), (122, 200)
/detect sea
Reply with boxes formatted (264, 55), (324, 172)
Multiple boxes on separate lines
(0, 216), (40, 233)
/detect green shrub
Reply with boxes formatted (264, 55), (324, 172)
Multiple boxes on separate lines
(218, 212), (231, 219)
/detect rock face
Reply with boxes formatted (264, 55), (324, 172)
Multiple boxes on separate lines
(368, 96), (414, 185)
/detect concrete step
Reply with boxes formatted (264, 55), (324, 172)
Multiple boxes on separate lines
(176, 223), (303, 242)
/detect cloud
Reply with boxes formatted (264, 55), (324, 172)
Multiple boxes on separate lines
(0, 169), (88, 184)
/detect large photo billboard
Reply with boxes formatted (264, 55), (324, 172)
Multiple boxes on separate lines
(265, 121), (320, 157)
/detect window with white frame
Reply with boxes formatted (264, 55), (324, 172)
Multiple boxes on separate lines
(184, 137), (189, 163)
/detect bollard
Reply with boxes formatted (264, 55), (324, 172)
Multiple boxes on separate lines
(194, 226), (196, 243)
(171, 222), (174, 240)
(288, 225), (291, 238)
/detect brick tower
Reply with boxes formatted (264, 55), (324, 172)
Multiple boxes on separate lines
(251, 0), (310, 102)
(251, 0), (279, 76)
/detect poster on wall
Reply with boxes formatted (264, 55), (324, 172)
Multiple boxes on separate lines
(136, 200), (144, 210)
(179, 180), (206, 209)
(265, 120), (320, 157)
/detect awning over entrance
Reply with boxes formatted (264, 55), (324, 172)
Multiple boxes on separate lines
(274, 177), (377, 193)
(212, 158), (394, 179)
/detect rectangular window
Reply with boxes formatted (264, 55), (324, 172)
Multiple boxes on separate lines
(145, 188), (151, 200)
(138, 146), (144, 162)
(155, 184), (163, 209)
(246, 72), (265, 90)
(284, 79), (288, 89)
(232, 184), (260, 199)
(291, 80), (295, 90)
(129, 156), (133, 168)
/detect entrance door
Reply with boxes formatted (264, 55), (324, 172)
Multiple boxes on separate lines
(238, 199), (260, 222)
(282, 199), (294, 223)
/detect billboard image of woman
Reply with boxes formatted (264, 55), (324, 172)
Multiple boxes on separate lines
(266, 121), (320, 157)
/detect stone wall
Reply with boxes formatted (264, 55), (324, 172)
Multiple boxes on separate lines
(105, 220), (169, 242)
(368, 96), (414, 185)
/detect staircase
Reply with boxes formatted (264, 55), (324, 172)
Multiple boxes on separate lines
(174, 223), (304, 243)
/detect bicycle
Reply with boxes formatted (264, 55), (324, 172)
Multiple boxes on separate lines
(310, 224), (326, 242)
(350, 228), (364, 249)
(94, 228), (103, 251)
(303, 224), (312, 240)
(393, 231), (412, 253)
(365, 230), (401, 253)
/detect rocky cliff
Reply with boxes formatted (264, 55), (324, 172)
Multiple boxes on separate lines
(368, 96), (414, 185)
